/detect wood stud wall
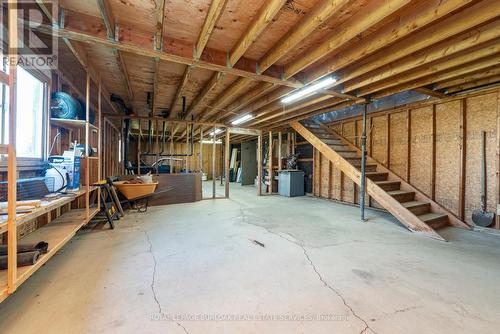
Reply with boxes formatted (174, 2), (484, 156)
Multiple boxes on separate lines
(312, 89), (500, 228)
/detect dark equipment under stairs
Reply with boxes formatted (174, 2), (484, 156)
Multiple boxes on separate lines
(290, 121), (471, 241)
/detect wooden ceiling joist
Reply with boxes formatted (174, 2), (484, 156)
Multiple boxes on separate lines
(37, 23), (300, 88)
(170, 0), (227, 119)
(434, 66), (500, 91)
(413, 87), (448, 99)
(342, 22), (500, 94)
(284, 0), (412, 79)
(206, 0), (352, 122)
(445, 74), (500, 94)
(154, 0), (167, 51)
(359, 43), (500, 97)
(374, 54), (500, 99)
(194, 0), (228, 60)
(228, 0), (287, 68)
(96, 0), (134, 105)
(197, 0), (288, 121)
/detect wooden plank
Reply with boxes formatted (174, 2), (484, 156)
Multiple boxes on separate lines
(284, 0), (412, 78)
(258, 0), (350, 72)
(268, 131), (273, 193)
(96, 0), (115, 39)
(154, 0), (167, 51)
(229, 0), (286, 67)
(7, 0), (18, 293)
(225, 128), (230, 198)
(291, 122), (447, 239)
(431, 105), (436, 200)
(307, 0), (477, 83)
(257, 134), (262, 195)
(169, 65), (193, 117)
(195, 0), (228, 59)
(459, 99), (466, 220)
(36, 24), (300, 88)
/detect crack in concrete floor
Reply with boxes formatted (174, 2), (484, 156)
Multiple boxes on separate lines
(239, 206), (378, 334)
(144, 231), (190, 334)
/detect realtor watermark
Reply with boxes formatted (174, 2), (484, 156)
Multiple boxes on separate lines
(151, 313), (350, 322)
(1, 0), (58, 70)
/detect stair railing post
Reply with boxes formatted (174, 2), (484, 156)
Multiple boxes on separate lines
(360, 103), (368, 222)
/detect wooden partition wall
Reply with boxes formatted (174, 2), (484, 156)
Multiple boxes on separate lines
(313, 88), (500, 229)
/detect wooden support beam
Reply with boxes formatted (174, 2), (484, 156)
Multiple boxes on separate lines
(284, 0), (412, 78)
(115, 50), (134, 103)
(229, 0), (287, 67)
(278, 131), (282, 170)
(306, 0), (482, 86)
(220, 83), (276, 121)
(152, 58), (160, 115)
(258, 0), (350, 72)
(358, 44), (500, 97)
(459, 99), (466, 220)
(36, 23), (300, 88)
(414, 87), (448, 99)
(431, 105), (436, 200)
(225, 128), (230, 197)
(343, 20), (500, 94)
(200, 78), (253, 121)
(195, 0), (228, 59)
(435, 67), (500, 91)
(169, 65), (193, 118)
(446, 74), (500, 94)
(7, 0), (18, 293)
(96, 0), (115, 39)
(373, 54), (500, 99)
(268, 131), (273, 193)
(154, 0), (167, 51)
(257, 134), (263, 195)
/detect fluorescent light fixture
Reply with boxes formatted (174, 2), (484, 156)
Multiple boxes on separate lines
(231, 114), (254, 125)
(281, 76), (336, 104)
(231, 114), (253, 125)
(209, 128), (223, 136)
(201, 140), (222, 144)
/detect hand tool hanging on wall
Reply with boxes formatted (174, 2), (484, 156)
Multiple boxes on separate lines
(472, 131), (495, 227)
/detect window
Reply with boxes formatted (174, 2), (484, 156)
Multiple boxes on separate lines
(16, 67), (45, 158)
(0, 66), (46, 160)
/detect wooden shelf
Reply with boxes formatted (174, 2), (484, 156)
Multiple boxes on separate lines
(50, 118), (98, 131)
(0, 209), (88, 302)
(0, 188), (88, 234)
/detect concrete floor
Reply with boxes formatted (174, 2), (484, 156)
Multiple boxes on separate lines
(0, 184), (499, 333)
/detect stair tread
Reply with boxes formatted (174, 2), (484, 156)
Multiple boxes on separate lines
(402, 201), (429, 208)
(375, 180), (400, 185)
(418, 212), (447, 220)
(387, 190), (414, 195)
(366, 171), (388, 175)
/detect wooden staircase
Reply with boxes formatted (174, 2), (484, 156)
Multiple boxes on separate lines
(290, 121), (471, 241)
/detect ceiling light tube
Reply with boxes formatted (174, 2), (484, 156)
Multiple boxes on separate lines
(231, 114), (254, 125)
(281, 76), (337, 104)
(209, 128), (223, 136)
(201, 140), (222, 144)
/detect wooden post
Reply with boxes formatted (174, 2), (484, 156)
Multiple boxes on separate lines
(156, 119), (160, 175)
(431, 104), (436, 200)
(287, 132), (291, 156)
(406, 109), (412, 182)
(386, 113), (391, 168)
(225, 129), (230, 198)
(185, 123), (189, 172)
(278, 131), (282, 171)
(85, 73), (90, 222)
(268, 131), (273, 193)
(97, 82), (102, 209)
(200, 129), (204, 173)
(497, 91), (500, 229)
(169, 121), (173, 174)
(7, 0), (18, 293)
(257, 134), (262, 196)
(459, 99), (467, 220)
(137, 119), (142, 175)
(318, 152), (322, 197)
(212, 126), (216, 198)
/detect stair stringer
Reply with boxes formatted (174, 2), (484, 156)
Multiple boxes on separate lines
(291, 121), (458, 241)
(314, 122), (471, 231)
